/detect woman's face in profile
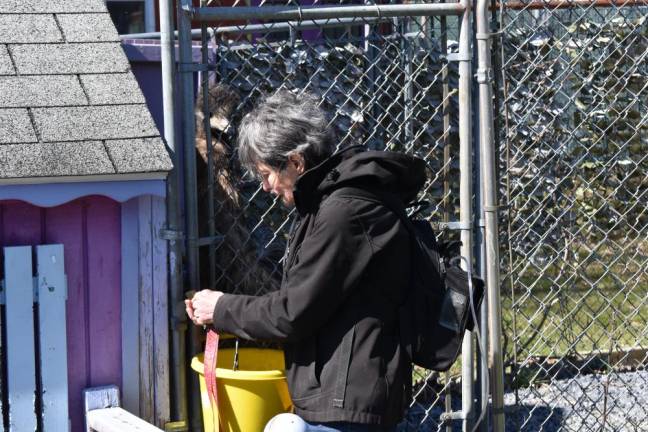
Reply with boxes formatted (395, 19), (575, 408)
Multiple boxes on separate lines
(256, 155), (304, 207)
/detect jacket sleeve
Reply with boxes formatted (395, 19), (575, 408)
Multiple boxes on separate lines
(211, 197), (373, 342)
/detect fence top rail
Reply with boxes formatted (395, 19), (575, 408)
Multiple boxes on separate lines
(120, 16), (391, 40)
(495, 0), (648, 9)
(189, 3), (466, 22)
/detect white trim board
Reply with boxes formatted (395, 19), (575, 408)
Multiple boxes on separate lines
(0, 179), (167, 208)
(120, 196), (170, 427)
(0, 172), (167, 186)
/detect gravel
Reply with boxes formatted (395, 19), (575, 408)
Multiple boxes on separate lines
(398, 370), (648, 431)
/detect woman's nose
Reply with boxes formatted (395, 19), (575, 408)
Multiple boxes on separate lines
(261, 180), (271, 192)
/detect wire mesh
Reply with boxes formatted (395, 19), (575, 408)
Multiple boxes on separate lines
(496, 2), (648, 430)
(192, 4), (467, 430)
(184, 0), (648, 429)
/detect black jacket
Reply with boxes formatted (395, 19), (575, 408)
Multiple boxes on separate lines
(212, 146), (427, 426)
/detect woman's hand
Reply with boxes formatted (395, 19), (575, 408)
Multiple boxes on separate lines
(185, 290), (224, 326)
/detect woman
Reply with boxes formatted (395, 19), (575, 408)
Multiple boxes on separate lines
(186, 90), (426, 431)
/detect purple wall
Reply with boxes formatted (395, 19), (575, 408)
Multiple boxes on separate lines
(0, 196), (122, 432)
(125, 40), (204, 211)
(124, 40), (204, 139)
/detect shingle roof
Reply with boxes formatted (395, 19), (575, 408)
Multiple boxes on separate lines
(0, 1), (172, 182)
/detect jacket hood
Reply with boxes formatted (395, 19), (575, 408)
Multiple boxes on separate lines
(293, 146), (427, 213)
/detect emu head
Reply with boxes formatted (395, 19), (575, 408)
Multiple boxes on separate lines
(195, 83), (241, 163)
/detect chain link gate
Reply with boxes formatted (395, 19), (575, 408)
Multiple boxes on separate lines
(495, 1), (648, 430)
(159, 0), (648, 429)
(171, 1), (500, 431)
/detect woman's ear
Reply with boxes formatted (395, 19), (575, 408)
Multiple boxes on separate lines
(288, 153), (306, 174)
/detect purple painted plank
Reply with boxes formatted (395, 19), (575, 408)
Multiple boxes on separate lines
(85, 198), (122, 388)
(44, 199), (88, 432)
(44, 196), (123, 432)
(0, 200), (43, 246)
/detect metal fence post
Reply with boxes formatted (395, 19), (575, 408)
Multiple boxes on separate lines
(401, 17), (414, 149)
(177, 0), (203, 429)
(473, 43), (490, 432)
(199, 1), (218, 292)
(159, 0), (188, 428)
(458, 0), (475, 430)
(476, 0), (505, 429)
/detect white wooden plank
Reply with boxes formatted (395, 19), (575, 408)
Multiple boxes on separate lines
(4, 246), (37, 432)
(121, 199), (141, 417)
(151, 195), (170, 427)
(87, 407), (164, 432)
(36, 244), (69, 432)
(137, 196), (155, 423)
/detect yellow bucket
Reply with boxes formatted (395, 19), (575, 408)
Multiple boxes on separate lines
(191, 348), (293, 432)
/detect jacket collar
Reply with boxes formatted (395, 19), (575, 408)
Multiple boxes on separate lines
(292, 145), (364, 215)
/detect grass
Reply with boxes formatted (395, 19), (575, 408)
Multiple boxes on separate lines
(500, 238), (648, 390)
(410, 239), (647, 395)
(502, 284), (647, 373)
(411, 278), (647, 396)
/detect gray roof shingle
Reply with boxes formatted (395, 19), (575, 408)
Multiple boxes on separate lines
(0, 45), (15, 75)
(0, 2), (172, 182)
(33, 105), (159, 142)
(57, 14), (120, 43)
(0, 109), (37, 144)
(106, 138), (175, 173)
(0, 141), (114, 179)
(81, 73), (145, 105)
(0, 15), (63, 43)
(0, 76), (87, 107)
(11, 43), (130, 75)
(2, 1), (107, 14)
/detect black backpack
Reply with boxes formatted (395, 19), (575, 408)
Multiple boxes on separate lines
(336, 187), (485, 371)
(398, 216), (485, 371)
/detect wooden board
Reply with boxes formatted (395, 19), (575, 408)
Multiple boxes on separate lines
(36, 245), (69, 432)
(121, 199), (141, 417)
(151, 196), (170, 427)
(86, 407), (164, 432)
(138, 196), (155, 423)
(2, 195), (161, 430)
(85, 198), (122, 386)
(123, 196), (170, 427)
(44, 199), (88, 432)
(4, 246), (37, 432)
(44, 197), (123, 432)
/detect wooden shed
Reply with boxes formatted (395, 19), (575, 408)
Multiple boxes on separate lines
(0, 1), (173, 430)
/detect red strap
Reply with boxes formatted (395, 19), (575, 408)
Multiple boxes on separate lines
(204, 329), (221, 430)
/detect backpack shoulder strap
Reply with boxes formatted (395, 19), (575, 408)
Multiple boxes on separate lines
(331, 186), (415, 234)
(332, 187), (447, 276)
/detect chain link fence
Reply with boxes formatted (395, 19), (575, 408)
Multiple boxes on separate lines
(178, 0), (647, 430)
(496, 2), (648, 430)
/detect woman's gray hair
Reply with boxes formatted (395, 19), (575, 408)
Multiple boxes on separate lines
(237, 90), (336, 173)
